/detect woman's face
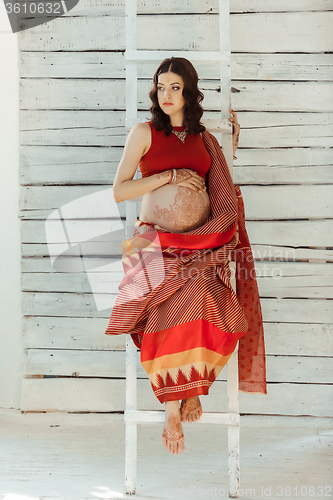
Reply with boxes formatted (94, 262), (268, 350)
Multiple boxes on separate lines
(157, 71), (186, 123)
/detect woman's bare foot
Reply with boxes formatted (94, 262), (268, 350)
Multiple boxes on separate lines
(162, 400), (185, 455)
(180, 396), (203, 423)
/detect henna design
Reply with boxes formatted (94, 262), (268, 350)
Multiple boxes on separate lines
(180, 396), (202, 412)
(152, 187), (210, 230)
(233, 133), (240, 156)
(156, 170), (172, 182)
(162, 413), (184, 441)
(229, 109), (240, 155)
(173, 169), (192, 184)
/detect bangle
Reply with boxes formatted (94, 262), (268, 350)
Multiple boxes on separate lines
(168, 169), (173, 184)
(233, 155), (237, 160)
(168, 168), (176, 184)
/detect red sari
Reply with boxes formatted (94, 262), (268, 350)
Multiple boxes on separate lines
(105, 130), (267, 402)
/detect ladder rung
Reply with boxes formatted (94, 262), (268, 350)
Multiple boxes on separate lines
(201, 118), (232, 132)
(125, 410), (239, 425)
(125, 50), (231, 66)
(125, 118), (232, 133)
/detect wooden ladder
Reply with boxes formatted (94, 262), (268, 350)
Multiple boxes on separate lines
(124, 0), (240, 497)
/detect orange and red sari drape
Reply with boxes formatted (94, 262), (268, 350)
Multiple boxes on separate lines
(105, 130), (267, 402)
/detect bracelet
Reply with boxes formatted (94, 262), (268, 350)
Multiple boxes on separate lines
(233, 155), (237, 160)
(168, 168), (176, 184)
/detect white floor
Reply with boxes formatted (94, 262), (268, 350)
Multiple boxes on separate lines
(0, 408), (332, 500)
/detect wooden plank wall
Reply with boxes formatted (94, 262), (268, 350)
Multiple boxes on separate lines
(19, 0), (333, 415)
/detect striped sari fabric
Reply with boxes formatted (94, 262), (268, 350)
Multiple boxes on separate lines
(105, 130), (267, 402)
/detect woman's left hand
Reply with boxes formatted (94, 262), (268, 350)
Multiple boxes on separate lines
(229, 109), (240, 158)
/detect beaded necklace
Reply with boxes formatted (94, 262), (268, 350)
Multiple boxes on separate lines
(171, 127), (188, 144)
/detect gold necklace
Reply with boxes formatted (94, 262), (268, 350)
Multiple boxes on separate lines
(171, 128), (188, 144)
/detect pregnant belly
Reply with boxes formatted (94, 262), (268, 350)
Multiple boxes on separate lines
(139, 184), (211, 233)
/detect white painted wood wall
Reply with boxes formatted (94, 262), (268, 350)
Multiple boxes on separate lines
(19, 0), (333, 416)
(0, 7), (22, 411)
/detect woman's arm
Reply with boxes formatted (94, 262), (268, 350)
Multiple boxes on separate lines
(229, 109), (240, 158)
(112, 123), (172, 203)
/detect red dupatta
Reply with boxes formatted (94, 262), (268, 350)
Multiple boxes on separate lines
(105, 130), (267, 396)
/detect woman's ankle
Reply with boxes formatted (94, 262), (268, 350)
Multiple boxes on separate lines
(165, 400), (180, 410)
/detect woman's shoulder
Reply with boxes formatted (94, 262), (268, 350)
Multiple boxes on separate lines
(132, 121), (160, 139)
(128, 122), (151, 143)
(125, 122), (152, 157)
(131, 121), (151, 134)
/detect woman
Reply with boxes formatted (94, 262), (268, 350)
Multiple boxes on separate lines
(105, 57), (266, 455)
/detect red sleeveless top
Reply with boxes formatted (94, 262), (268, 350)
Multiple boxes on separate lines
(139, 121), (211, 181)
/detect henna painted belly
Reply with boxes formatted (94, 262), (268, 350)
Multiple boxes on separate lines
(140, 184), (211, 232)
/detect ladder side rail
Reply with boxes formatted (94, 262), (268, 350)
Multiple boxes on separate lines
(125, 0), (138, 495)
(219, 0), (238, 414)
(220, 0), (239, 417)
(219, 0), (240, 496)
(219, 0), (233, 174)
(125, 49), (230, 64)
(125, 334), (138, 495)
(219, 0), (233, 175)
(125, 0), (138, 131)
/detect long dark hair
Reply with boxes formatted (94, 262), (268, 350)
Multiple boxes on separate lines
(149, 57), (206, 136)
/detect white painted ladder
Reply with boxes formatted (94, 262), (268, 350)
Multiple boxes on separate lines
(124, 1), (240, 497)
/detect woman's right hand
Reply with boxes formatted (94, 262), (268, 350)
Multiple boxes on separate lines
(173, 168), (206, 192)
